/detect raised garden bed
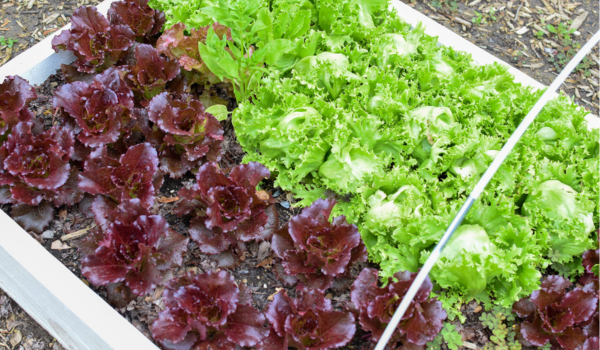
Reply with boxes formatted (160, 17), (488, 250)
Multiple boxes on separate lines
(0, 1), (597, 350)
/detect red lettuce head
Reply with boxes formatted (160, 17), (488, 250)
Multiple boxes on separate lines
(78, 143), (160, 228)
(0, 76), (36, 138)
(349, 268), (446, 348)
(52, 6), (135, 73)
(107, 0), (165, 41)
(261, 289), (355, 350)
(124, 45), (180, 101)
(80, 211), (188, 297)
(152, 270), (267, 350)
(53, 67), (135, 148)
(272, 199), (367, 291)
(0, 121), (83, 209)
(512, 275), (599, 350)
(174, 162), (278, 261)
(147, 92), (223, 178)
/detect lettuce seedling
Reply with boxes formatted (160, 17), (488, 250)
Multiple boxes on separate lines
(147, 92), (223, 178)
(271, 198), (367, 291)
(0, 120), (83, 232)
(78, 143), (161, 229)
(0, 76), (36, 139)
(124, 44), (180, 101)
(349, 268), (446, 348)
(512, 275), (598, 350)
(107, 0), (165, 42)
(54, 67), (135, 148)
(175, 162), (277, 263)
(261, 288), (355, 350)
(80, 206), (188, 297)
(152, 270), (267, 350)
(52, 6), (135, 73)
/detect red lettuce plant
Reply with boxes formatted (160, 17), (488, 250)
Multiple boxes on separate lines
(78, 143), (162, 229)
(107, 0), (165, 42)
(152, 270), (267, 350)
(53, 67), (135, 148)
(174, 162), (277, 263)
(80, 204), (188, 299)
(0, 76), (36, 139)
(271, 199), (367, 291)
(52, 6), (135, 73)
(147, 93), (223, 177)
(349, 268), (446, 349)
(124, 44), (180, 101)
(512, 275), (599, 350)
(260, 288), (355, 350)
(156, 23), (231, 86)
(0, 121), (83, 233)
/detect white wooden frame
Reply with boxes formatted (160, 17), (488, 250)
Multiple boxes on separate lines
(0, 1), (597, 349)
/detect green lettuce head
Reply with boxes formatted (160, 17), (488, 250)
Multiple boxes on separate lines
(522, 179), (595, 262)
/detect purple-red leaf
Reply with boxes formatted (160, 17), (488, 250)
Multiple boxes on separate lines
(108, 0), (163, 40)
(52, 6), (134, 73)
(350, 268), (445, 347)
(152, 270), (265, 349)
(0, 76), (36, 137)
(273, 199), (367, 291)
(261, 289), (354, 350)
(125, 44), (180, 101)
(513, 273), (599, 349)
(80, 211), (187, 296)
(10, 202), (53, 234)
(79, 143), (158, 223)
(54, 67), (134, 148)
(148, 93), (223, 176)
(176, 162), (276, 257)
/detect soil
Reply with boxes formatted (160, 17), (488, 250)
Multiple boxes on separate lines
(0, 0), (597, 350)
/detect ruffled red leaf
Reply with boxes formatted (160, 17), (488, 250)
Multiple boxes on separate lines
(80, 212), (187, 296)
(52, 6), (134, 73)
(189, 218), (234, 255)
(79, 143), (158, 222)
(263, 289), (354, 350)
(176, 162), (275, 257)
(514, 273), (599, 349)
(556, 326), (588, 350)
(0, 76), (36, 136)
(108, 0), (162, 40)
(531, 275), (572, 310)
(148, 93), (223, 176)
(224, 304), (268, 347)
(153, 270), (265, 349)
(53, 68), (134, 148)
(125, 44), (180, 100)
(10, 202), (53, 234)
(273, 199), (366, 291)
(350, 268), (445, 346)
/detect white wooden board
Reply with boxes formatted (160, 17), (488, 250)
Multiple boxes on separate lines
(0, 1), (597, 350)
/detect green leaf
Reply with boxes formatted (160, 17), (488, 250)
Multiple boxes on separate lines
(205, 105), (229, 121)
